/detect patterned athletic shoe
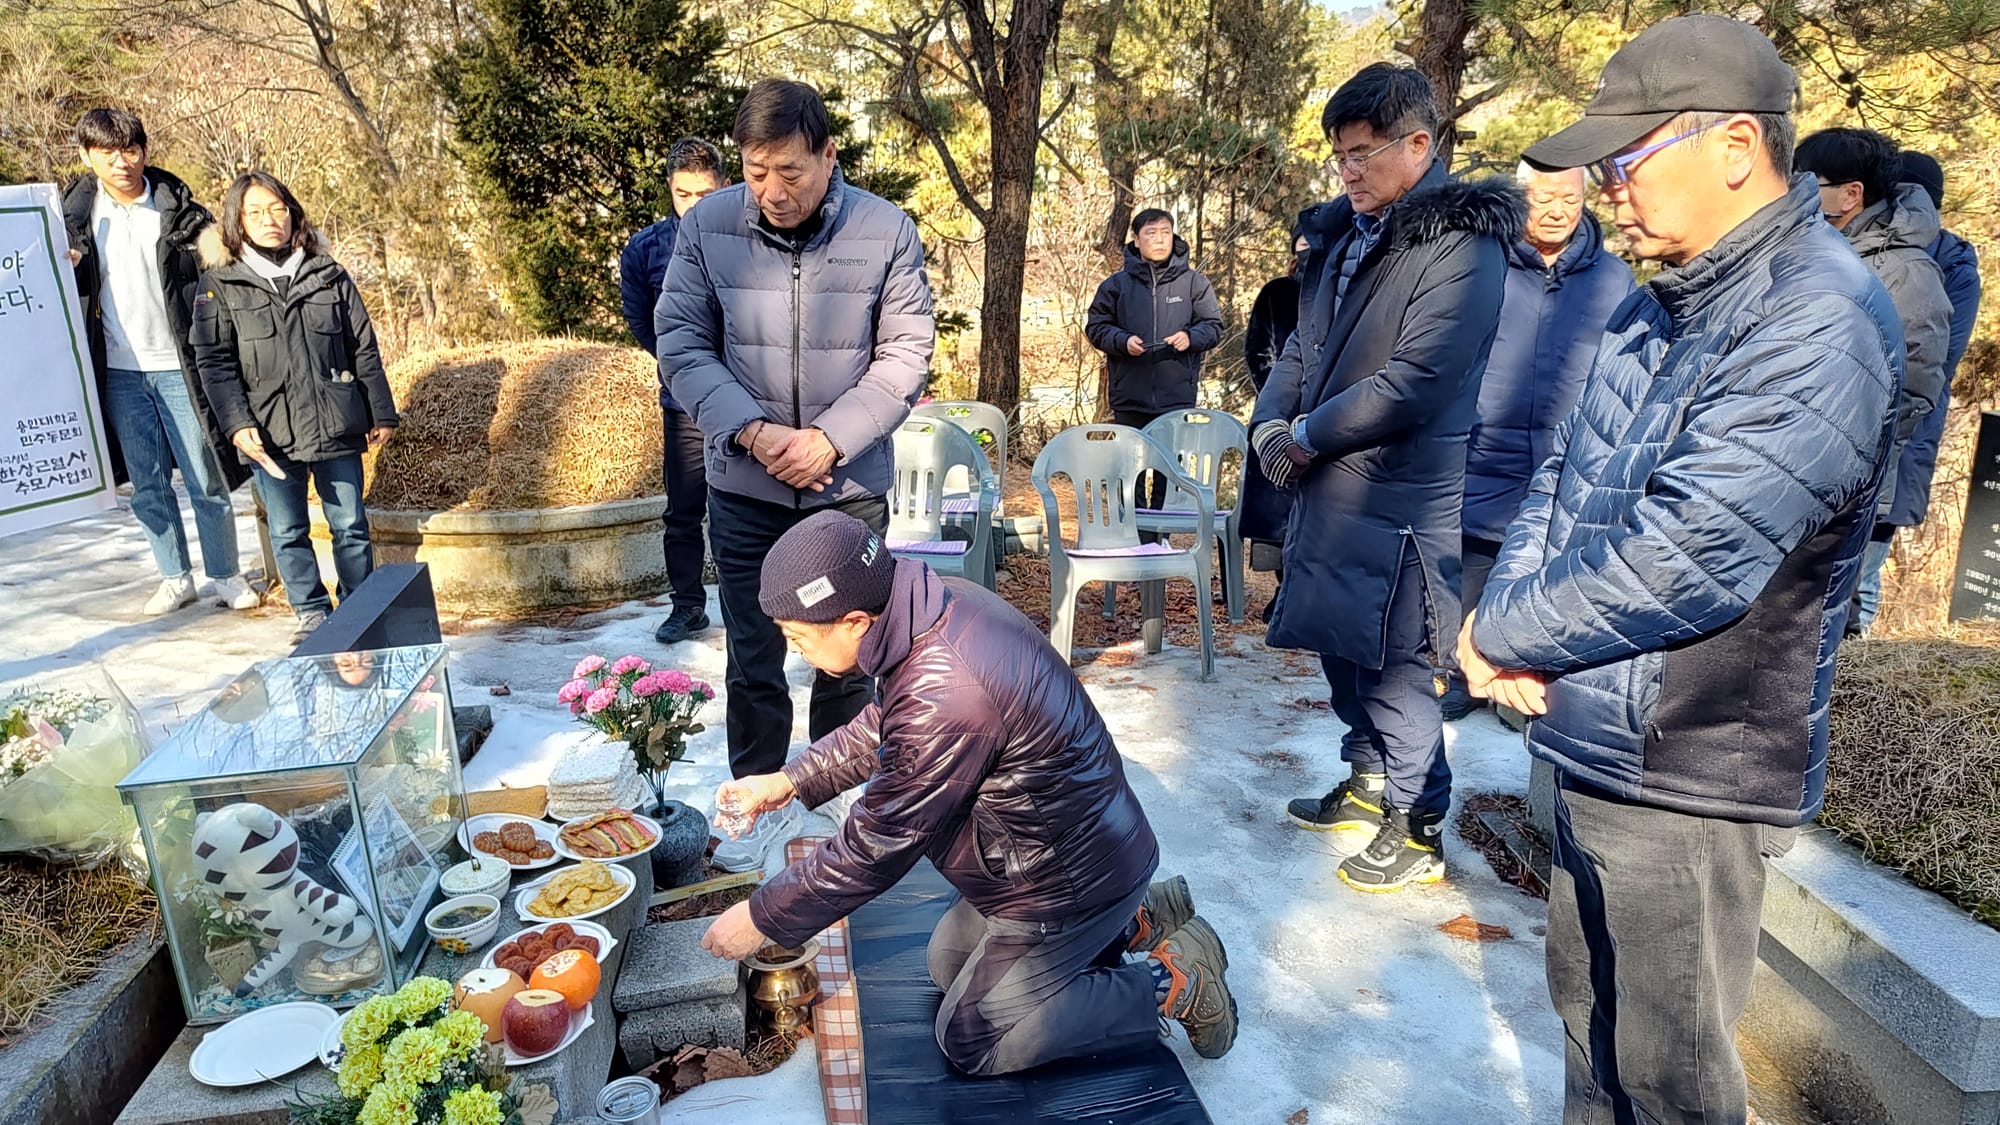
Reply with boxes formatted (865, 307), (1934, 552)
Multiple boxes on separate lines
(1337, 806), (1446, 892)
(1286, 770), (1388, 854)
(1128, 874), (1197, 954)
(1151, 916), (1238, 1059)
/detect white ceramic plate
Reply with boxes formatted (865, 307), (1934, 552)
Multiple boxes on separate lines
(480, 919), (619, 971)
(458, 814), (563, 871)
(551, 811), (663, 863)
(319, 1008), (350, 1069)
(512, 862), (636, 922)
(503, 1005), (594, 1067)
(189, 1002), (338, 1087)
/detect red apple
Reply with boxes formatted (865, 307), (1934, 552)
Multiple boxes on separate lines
(502, 988), (571, 1056)
(454, 967), (526, 1043)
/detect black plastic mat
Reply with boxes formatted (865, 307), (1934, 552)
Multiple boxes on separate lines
(848, 861), (1214, 1125)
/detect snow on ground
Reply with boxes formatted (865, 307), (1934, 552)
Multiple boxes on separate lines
(2, 494), (1563, 1123)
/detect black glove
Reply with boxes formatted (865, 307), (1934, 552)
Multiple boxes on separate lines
(1252, 420), (1312, 489)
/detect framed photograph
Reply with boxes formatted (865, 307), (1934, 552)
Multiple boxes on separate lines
(331, 796), (441, 952)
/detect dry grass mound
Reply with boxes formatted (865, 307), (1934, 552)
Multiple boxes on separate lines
(0, 859), (157, 1040)
(364, 339), (664, 512)
(1827, 625), (2000, 929)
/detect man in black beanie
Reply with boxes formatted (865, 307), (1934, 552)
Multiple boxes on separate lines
(697, 510), (1239, 1074)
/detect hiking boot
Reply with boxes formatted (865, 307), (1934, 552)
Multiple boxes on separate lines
(1151, 916), (1237, 1059)
(1338, 806), (1446, 893)
(290, 609), (328, 645)
(213, 574), (261, 611)
(1128, 874), (1197, 954)
(1286, 770), (1388, 853)
(143, 574), (197, 616)
(654, 604), (711, 645)
(1439, 685), (1486, 722)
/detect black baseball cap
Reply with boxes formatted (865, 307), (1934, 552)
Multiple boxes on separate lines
(1525, 15), (1799, 171)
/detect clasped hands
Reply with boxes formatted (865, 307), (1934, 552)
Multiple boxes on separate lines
(1455, 610), (1549, 717)
(740, 420), (837, 491)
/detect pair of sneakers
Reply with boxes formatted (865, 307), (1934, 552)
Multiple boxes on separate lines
(1287, 771), (1446, 892)
(1127, 875), (1238, 1060)
(144, 574), (261, 616)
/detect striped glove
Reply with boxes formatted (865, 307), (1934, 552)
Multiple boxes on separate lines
(1252, 420), (1312, 489)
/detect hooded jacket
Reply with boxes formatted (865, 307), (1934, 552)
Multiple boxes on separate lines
(1472, 177), (1902, 828)
(618, 212), (680, 409)
(1889, 228), (1983, 526)
(657, 168), (935, 509)
(748, 561), (1159, 948)
(1841, 182), (1952, 525)
(189, 227), (398, 465)
(1238, 271), (1303, 544)
(1251, 162), (1524, 669)
(60, 168), (247, 489)
(1085, 238), (1224, 416)
(1462, 211), (1635, 542)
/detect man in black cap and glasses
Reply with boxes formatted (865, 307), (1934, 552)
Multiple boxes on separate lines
(1455, 16), (1903, 1123)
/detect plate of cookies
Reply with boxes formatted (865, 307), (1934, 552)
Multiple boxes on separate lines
(483, 920), (618, 978)
(459, 814), (562, 871)
(513, 860), (635, 922)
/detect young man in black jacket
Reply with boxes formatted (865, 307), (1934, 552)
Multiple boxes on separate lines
(61, 109), (254, 617)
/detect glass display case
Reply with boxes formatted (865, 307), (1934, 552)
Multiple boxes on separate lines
(118, 645), (462, 1024)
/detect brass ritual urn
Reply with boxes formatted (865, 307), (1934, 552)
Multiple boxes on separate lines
(743, 941), (821, 1038)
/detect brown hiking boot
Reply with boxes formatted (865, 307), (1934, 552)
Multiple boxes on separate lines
(1151, 916), (1238, 1059)
(1127, 875), (1196, 954)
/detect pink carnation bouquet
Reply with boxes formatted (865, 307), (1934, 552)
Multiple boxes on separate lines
(557, 654), (714, 800)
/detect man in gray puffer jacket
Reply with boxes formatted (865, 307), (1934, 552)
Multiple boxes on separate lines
(658, 79), (935, 839)
(1794, 127), (1953, 636)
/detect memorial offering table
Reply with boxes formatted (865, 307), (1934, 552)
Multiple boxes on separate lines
(116, 854), (653, 1125)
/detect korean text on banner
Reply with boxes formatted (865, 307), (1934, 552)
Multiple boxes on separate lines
(0, 182), (115, 539)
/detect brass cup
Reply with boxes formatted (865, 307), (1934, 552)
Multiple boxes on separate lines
(743, 941), (821, 1038)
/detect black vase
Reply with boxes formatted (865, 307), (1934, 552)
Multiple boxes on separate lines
(649, 798), (710, 889)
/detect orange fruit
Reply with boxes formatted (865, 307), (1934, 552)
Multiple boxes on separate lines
(529, 948), (601, 1011)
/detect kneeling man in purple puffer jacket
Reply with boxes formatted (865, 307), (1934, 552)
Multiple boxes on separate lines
(698, 509), (1237, 1074)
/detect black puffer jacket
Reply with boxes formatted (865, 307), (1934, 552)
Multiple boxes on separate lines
(1085, 239), (1224, 415)
(61, 169), (248, 489)
(190, 228), (398, 464)
(749, 561), (1159, 948)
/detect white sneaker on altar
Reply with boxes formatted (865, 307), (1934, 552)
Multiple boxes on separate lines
(711, 798), (805, 874)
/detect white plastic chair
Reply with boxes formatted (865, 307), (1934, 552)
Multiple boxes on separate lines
(1140, 409), (1249, 623)
(913, 400), (1010, 570)
(1033, 424), (1215, 680)
(889, 418), (996, 589)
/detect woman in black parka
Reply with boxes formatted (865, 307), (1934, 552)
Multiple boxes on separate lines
(191, 172), (399, 642)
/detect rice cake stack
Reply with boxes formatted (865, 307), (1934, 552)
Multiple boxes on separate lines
(547, 740), (646, 820)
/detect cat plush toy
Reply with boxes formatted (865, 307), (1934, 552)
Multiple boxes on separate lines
(191, 802), (376, 997)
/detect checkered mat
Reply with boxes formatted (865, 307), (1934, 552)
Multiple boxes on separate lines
(790, 839), (1211, 1125)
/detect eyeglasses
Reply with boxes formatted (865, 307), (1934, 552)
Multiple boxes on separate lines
(243, 204), (291, 222)
(1324, 133), (1412, 178)
(1586, 121), (1721, 187)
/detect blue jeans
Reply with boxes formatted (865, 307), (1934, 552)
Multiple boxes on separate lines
(103, 369), (240, 580)
(1852, 536), (1894, 633)
(252, 450), (373, 614)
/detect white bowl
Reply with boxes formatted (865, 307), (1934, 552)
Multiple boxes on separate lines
(426, 893), (503, 955)
(441, 858), (513, 899)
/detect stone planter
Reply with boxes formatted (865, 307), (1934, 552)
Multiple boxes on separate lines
(310, 497), (677, 615)
(648, 799), (710, 890)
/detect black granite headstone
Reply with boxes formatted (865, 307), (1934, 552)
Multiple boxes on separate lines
(1949, 411), (2000, 622)
(290, 563), (442, 657)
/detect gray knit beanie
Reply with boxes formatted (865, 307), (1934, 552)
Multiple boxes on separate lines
(759, 510), (896, 623)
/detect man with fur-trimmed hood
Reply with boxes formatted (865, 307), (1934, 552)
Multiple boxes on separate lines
(1251, 63), (1523, 892)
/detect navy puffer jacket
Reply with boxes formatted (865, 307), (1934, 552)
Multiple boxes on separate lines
(618, 213), (678, 408)
(1085, 239), (1224, 416)
(1462, 212), (1633, 542)
(1888, 228), (1983, 526)
(1472, 178), (1902, 828)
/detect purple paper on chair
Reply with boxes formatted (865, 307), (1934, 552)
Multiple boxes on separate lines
(1067, 542), (1181, 559)
(889, 539), (971, 556)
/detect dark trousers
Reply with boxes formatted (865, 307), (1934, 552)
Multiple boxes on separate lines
(1446, 535), (1503, 689)
(661, 406), (709, 611)
(708, 487), (887, 778)
(1320, 551), (1451, 816)
(1549, 775), (1797, 1125)
(1112, 409), (1168, 512)
(926, 881), (1159, 1076)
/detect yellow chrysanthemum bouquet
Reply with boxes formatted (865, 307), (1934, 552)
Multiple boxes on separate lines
(292, 977), (529, 1125)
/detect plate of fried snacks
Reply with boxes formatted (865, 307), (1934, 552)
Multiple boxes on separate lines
(553, 808), (662, 862)
(458, 814), (562, 870)
(514, 860), (635, 921)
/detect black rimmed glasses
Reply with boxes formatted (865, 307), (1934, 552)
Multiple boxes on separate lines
(1324, 132), (1414, 178)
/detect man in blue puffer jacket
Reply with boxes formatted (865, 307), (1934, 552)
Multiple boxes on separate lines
(1458, 17), (1902, 1123)
(1442, 164), (1633, 720)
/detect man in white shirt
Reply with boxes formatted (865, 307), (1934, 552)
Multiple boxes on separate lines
(61, 109), (255, 616)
